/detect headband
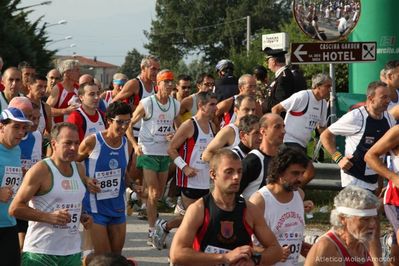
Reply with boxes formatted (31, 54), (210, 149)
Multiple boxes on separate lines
(113, 79), (126, 85)
(157, 71), (174, 83)
(336, 206), (377, 217)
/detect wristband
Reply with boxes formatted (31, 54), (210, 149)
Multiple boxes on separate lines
(332, 151), (343, 164)
(174, 156), (187, 170)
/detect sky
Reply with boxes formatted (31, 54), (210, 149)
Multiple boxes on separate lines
(22, 0), (156, 66)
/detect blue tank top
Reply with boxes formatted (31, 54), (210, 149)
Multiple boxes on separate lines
(83, 132), (129, 217)
(19, 131), (42, 171)
(0, 144), (22, 227)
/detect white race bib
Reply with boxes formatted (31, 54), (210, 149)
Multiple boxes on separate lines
(1, 166), (23, 197)
(53, 202), (82, 234)
(95, 168), (121, 200)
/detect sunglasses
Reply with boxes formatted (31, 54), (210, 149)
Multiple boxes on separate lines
(180, 86), (191, 90)
(111, 118), (130, 126)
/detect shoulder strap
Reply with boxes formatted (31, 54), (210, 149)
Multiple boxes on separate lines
(77, 109), (87, 133)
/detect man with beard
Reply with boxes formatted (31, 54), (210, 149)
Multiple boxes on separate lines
(249, 147), (311, 265)
(305, 186), (378, 266)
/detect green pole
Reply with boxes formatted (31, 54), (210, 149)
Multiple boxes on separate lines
(349, 0), (399, 93)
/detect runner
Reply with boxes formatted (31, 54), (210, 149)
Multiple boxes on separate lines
(202, 95), (257, 161)
(67, 82), (106, 142)
(78, 101), (132, 255)
(9, 122), (96, 266)
(169, 148), (283, 265)
(0, 107), (31, 266)
(250, 147), (312, 265)
(126, 69), (180, 247)
(152, 91), (217, 249)
(305, 186), (377, 266)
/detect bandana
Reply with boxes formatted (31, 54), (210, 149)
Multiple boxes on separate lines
(336, 207), (377, 217)
(157, 71), (174, 83)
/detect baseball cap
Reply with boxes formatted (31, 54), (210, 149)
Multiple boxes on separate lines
(263, 47), (287, 60)
(0, 107), (33, 125)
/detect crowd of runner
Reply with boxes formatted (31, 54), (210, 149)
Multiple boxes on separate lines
(0, 51), (399, 266)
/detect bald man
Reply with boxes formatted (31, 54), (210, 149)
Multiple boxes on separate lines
(1, 68), (22, 112)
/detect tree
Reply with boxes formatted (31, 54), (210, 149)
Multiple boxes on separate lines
(144, 0), (292, 68)
(0, 0), (55, 74)
(119, 49), (144, 79)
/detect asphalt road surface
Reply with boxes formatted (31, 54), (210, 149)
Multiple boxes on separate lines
(122, 212), (175, 265)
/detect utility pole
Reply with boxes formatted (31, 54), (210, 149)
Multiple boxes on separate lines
(246, 15), (251, 56)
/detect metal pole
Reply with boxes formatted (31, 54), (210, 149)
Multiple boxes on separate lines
(246, 16), (250, 56)
(329, 63), (337, 123)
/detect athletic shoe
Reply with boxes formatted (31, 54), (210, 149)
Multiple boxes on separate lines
(153, 218), (169, 250)
(164, 197), (176, 209)
(137, 208), (147, 220)
(147, 230), (155, 247)
(174, 196), (185, 215)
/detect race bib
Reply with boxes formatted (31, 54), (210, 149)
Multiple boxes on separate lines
(21, 159), (39, 172)
(204, 245), (230, 254)
(95, 168), (121, 200)
(53, 202), (82, 234)
(1, 166), (23, 197)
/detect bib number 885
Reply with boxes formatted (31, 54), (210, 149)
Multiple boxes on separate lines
(100, 179), (118, 188)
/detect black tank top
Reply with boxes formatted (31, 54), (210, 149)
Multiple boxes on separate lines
(193, 194), (253, 253)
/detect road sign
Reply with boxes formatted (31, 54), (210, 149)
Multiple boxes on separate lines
(290, 42), (377, 64)
(262, 32), (289, 51)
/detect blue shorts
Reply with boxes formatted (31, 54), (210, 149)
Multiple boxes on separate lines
(91, 212), (126, 226)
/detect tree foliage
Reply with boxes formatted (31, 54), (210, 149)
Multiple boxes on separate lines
(0, 0), (55, 74)
(144, 0), (292, 68)
(119, 48), (144, 79)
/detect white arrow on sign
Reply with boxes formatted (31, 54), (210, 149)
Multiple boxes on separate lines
(294, 44), (307, 62)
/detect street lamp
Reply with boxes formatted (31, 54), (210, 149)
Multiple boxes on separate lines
(15, 0), (52, 11)
(46, 36), (73, 46)
(55, 43), (77, 52)
(45, 20), (67, 28)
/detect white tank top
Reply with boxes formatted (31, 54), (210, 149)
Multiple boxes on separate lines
(258, 186), (305, 266)
(37, 102), (46, 135)
(241, 150), (264, 199)
(133, 77), (155, 137)
(226, 123), (240, 149)
(139, 95), (179, 155)
(179, 117), (214, 189)
(23, 158), (86, 256)
(77, 107), (106, 139)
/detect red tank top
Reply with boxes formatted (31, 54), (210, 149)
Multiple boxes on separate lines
(54, 82), (79, 123)
(326, 231), (373, 266)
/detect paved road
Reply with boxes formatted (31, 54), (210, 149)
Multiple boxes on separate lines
(122, 212), (175, 265)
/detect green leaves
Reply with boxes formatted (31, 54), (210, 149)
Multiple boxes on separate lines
(0, 0), (54, 74)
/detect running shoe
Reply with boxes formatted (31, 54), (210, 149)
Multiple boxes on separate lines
(153, 218), (169, 250)
(164, 197), (176, 209)
(147, 230), (155, 247)
(137, 208), (147, 220)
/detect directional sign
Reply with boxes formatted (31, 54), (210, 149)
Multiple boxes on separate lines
(290, 42), (377, 64)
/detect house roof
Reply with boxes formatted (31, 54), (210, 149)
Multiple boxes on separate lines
(55, 55), (119, 68)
